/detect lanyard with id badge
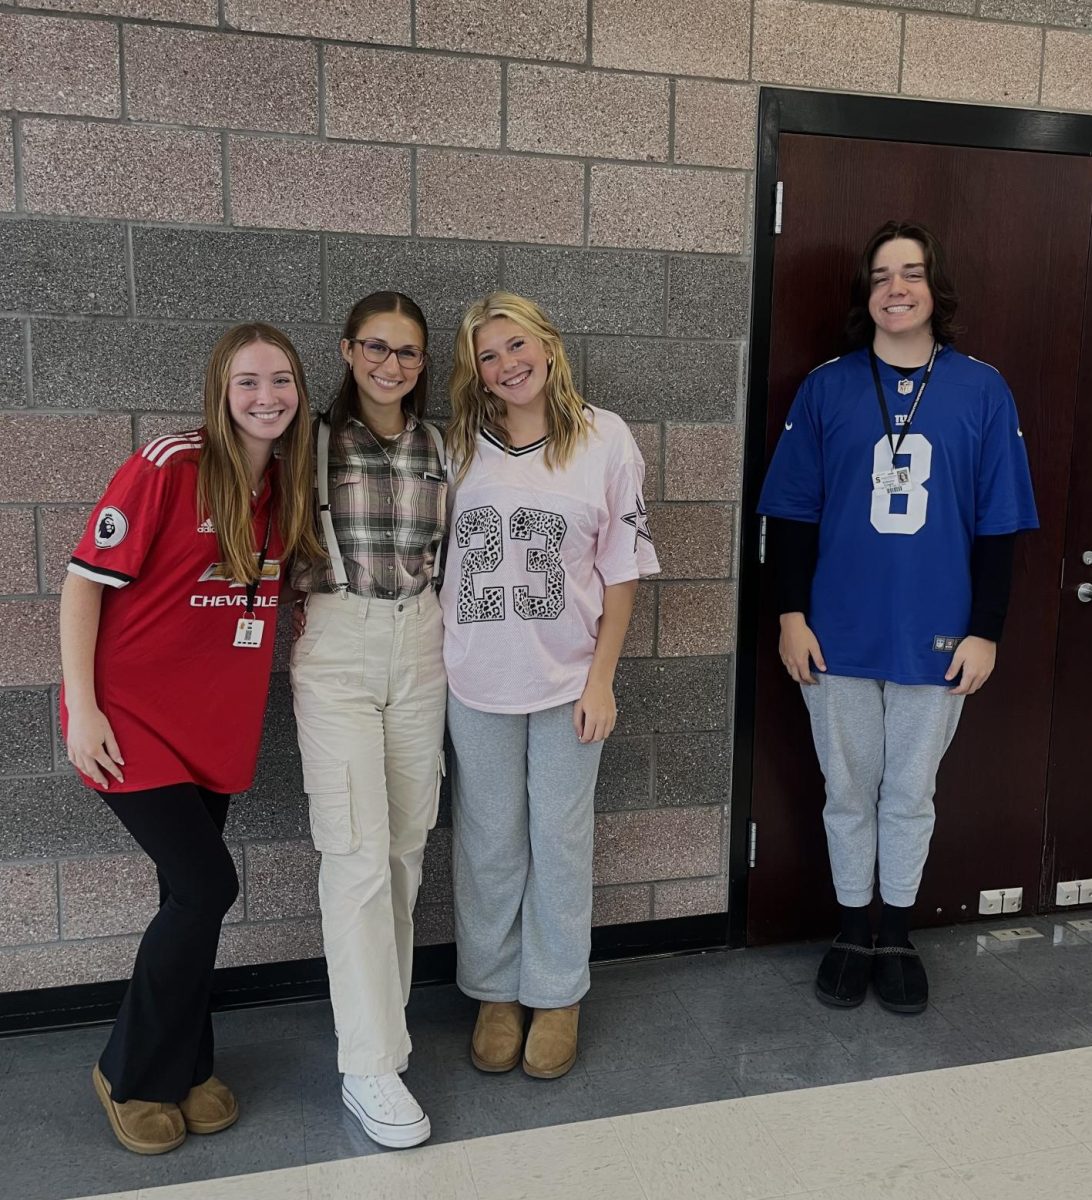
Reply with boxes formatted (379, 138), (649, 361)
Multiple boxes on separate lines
(869, 341), (938, 495)
(234, 510), (273, 649)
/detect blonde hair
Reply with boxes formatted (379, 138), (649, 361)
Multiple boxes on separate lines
(197, 323), (324, 585)
(448, 292), (590, 483)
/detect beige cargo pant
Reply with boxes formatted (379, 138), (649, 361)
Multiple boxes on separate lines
(290, 589), (446, 1076)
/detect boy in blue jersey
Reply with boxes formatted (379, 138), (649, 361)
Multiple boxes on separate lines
(759, 221), (1038, 1013)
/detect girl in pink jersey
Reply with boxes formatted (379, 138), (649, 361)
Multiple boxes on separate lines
(444, 293), (659, 1078)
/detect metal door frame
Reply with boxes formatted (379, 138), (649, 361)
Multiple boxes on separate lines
(729, 88), (1092, 949)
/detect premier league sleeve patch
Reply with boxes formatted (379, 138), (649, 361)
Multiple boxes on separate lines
(94, 507), (129, 549)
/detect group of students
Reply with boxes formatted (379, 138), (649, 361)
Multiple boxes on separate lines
(60, 289), (658, 1155)
(60, 220), (1036, 1157)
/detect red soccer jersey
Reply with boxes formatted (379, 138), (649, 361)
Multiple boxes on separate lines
(60, 432), (285, 794)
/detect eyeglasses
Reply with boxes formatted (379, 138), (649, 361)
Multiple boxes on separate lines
(348, 338), (427, 370)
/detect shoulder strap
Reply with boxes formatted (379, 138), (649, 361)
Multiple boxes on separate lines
(420, 420), (449, 590)
(316, 418), (350, 594)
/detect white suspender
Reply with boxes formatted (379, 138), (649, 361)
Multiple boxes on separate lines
(316, 417), (448, 594)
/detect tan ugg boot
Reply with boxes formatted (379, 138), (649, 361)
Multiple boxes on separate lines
(523, 1004), (579, 1080)
(180, 1075), (239, 1134)
(470, 1001), (526, 1073)
(92, 1063), (186, 1155)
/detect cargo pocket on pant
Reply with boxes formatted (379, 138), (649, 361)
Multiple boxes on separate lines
(304, 762), (358, 854)
(429, 751), (446, 830)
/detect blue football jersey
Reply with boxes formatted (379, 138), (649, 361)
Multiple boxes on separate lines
(758, 346), (1039, 686)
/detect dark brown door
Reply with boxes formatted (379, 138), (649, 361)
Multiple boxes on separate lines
(747, 133), (1092, 945)
(1042, 238), (1092, 904)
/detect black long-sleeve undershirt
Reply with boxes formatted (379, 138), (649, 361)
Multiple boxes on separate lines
(767, 517), (1017, 643)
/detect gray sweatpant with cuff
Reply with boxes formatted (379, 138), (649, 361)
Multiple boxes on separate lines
(448, 692), (603, 1010)
(801, 674), (964, 908)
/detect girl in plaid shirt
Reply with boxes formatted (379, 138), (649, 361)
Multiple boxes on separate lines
(290, 292), (446, 1149)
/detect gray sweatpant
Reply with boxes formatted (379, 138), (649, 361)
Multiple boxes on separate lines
(801, 675), (964, 908)
(448, 692), (603, 1009)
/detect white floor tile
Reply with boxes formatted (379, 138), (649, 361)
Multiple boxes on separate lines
(989, 1047), (1092, 1142)
(466, 1118), (645, 1200)
(612, 1100), (804, 1199)
(137, 1167), (308, 1199)
(954, 1141), (1092, 1198)
(307, 1143), (478, 1199)
(880, 1059), (1077, 1166)
(800, 1166), (976, 1200)
(747, 1078), (943, 1192)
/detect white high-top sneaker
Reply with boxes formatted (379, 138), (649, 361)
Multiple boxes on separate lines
(341, 1072), (430, 1149)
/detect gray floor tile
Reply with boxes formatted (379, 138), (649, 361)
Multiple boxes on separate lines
(0, 1039), (17, 1077)
(581, 1056), (743, 1115)
(578, 988), (714, 1075)
(212, 1002), (305, 1049)
(932, 990), (1092, 1059)
(590, 947), (780, 999)
(726, 1037), (866, 1096)
(675, 976), (841, 1057)
(4, 1022), (110, 1077)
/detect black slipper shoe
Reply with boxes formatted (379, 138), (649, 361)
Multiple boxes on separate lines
(872, 943), (929, 1014)
(815, 935), (873, 1008)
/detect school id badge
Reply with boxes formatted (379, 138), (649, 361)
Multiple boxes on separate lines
(872, 466), (914, 494)
(234, 617), (265, 648)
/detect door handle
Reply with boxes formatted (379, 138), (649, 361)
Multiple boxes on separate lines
(1079, 583), (1092, 604)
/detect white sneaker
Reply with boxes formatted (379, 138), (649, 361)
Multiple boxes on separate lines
(341, 1072), (430, 1149)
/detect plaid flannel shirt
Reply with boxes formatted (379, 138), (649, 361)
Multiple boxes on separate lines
(295, 414), (446, 600)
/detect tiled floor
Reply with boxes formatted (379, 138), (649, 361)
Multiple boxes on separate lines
(4, 914), (1092, 1200)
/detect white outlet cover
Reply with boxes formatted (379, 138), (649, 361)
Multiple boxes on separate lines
(978, 889), (1004, 915)
(1057, 881), (1081, 906)
(989, 927), (1043, 942)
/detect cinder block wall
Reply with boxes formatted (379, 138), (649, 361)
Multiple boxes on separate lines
(1, 1), (1088, 992)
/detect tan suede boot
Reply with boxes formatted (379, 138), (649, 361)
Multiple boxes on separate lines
(92, 1064), (186, 1155)
(523, 1004), (579, 1079)
(470, 1001), (526, 1073)
(180, 1075), (239, 1134)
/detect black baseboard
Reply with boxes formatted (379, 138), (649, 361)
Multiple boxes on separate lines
(0, 912), (727, 1036)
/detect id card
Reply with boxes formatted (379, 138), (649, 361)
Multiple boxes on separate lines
(872, 467), (913, 494)
(234, 617), (265, 648)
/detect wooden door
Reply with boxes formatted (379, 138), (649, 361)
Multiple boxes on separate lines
(1042, 233), (1092, 904)
(746, 133), (1092, 945)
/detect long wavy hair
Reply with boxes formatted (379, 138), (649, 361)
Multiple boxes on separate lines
(448, 292), (590, 483)
(846, 220), (960, 348)
(327, 291), (429, 434)
(197, 323), (323, 585)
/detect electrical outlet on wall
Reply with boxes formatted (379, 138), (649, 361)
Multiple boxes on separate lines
(1077, 880), (1092, 905)
(979, 889), (1004, 916)
(1057, 881), (1081, 906)
(1001, 887), (1023, 913)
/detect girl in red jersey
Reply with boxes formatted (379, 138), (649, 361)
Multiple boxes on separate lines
(59, 323), (322, 1156)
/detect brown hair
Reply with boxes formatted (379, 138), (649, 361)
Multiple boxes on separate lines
(448, 292), (590, 484)
(846, 220), (960, 348)
(197, 322), (323, 585)
(328, 291), (429, 433)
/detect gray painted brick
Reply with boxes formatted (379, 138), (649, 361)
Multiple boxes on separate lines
(31, 319), (220, 412)
(0, 775), (134, 859)
(656, 733), (733, 807)
(504, 249), (666, 336)
(981, 0), (1090, 26)
(585, 338), (738, 421)
(133, 228), (322, 323)
(615, 657), (731, 736)
(0, 862), (58, 947)
(229, 674), (309, 841)
(0, 689), (53, 776)
(0, 510), (38, 593)
(667, 257), (751, 340)
(326, 237), (500, 331)
(0, 219), (127, 316)
(0, 120), (13, 212)
(283, 323), (346, 410)
(595, 736), (653, 811)
(1, 318), (26, 407)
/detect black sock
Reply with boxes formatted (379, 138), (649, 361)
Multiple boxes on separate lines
(877, 902), (913, 947)
(838, 904), (872, 946)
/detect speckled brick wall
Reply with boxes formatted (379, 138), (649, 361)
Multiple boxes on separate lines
(1, 0), (1089, 993)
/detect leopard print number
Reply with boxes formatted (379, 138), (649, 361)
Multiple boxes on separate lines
(456, 505), (505, 623)
(456, 505), (568, 623)
(511, 507), (567, 621)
